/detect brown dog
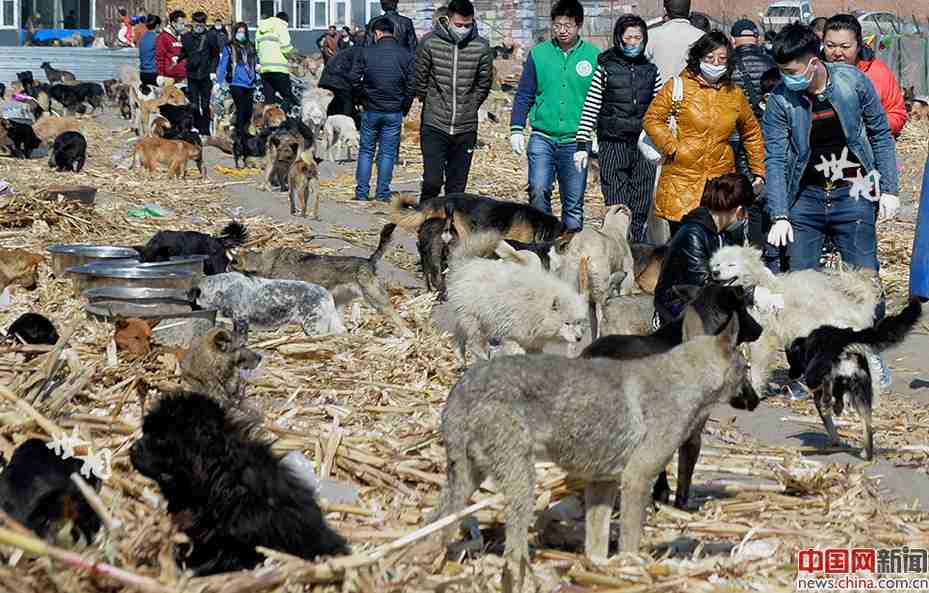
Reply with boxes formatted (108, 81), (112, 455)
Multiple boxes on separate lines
(149, 115), (171, 138)
(33, 116), (81, 143)
(114, 318), (158, 355)
(0, 249), (43, 292)
(264, 128), (301, 191)
(179, 328), (262, 409)
(287, 150), (320, 218)
(252, 104), (287, 132)
(913, 99), (929, 122)
(132, 137), (206, 179)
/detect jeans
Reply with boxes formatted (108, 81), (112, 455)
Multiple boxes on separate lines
(261, 71), (298, 115)
(229, 86), (254, 139)
(420, 125), (477, 200)
(186, 77), (213, 134)
(355, 110), (402, 201)
(527, 133), (586, 232)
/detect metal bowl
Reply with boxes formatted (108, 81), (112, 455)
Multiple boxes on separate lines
(47, 244), (140, 277)
(65, 262), (196, 296)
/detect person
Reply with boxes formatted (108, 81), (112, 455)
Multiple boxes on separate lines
(643, 32), (765, 237)
(256, 12), (297, 115)
(764, 23), (897, 386)
(138, 15), (161, 86)
(156, 10), (187, 84)
(133, 15), (148, 45)
(64, 9), (77, 29)
(116, 8), (134, 47)
(574, 14), (660, 241)
(179, 11), (221, 135)
(339, 26), (353, 50)
(420, 6), (447, 44)
(319, 25), (340, 63)
(647, 0), (704, 85)
(352, 26), (366, 46)
(318, 44), (361, 128)
(211, 19), (228, 49)
(509, 0), (600, 233)
(822, 14), (908, 137)
(216, 22), (257, 140)
(910, 153), (929, 301)
(811, 16), (827, 41)
(653, 173), (753, 327)
(689, 12), (710, 33)
(349, 18), (415, 202)
(414, 0), (493, 201)
(365, 0), (417, 52)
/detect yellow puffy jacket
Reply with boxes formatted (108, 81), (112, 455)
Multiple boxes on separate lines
(256, 16), (293, 74)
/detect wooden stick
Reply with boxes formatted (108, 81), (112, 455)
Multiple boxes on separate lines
(0, 385), (62, 438)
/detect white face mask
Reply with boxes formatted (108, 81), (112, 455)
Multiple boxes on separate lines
(700, 62), (727, 82)
(450, 24), (472, 38)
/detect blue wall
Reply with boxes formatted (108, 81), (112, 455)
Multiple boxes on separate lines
(0, 30), (19, 46)
(291, 30), (324, 55)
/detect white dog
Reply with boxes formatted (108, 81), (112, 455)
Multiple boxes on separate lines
(322, 114), (359, 162)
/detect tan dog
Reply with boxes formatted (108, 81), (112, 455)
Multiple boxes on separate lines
(0, 249), (43, 292)
(33, 115), (81, 143)
(252, 104), (287, 133)
(179, 328), (262, 408)
(263, 128), (301, 191)
(287, 149), (320, 218)
(114, 318), (158, 355)
(913, 98), (929, 122)
(132, 137), (206, 179)
(149, 115), (171, 137)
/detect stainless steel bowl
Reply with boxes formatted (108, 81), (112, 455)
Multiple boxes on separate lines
(65, 263), (196, 296)
(48, 244), (140, 277)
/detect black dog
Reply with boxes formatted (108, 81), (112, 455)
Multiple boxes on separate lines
(787, 297), (922, 460)
(16, 70), (35, 89)
(581, 283), (763, 508)
(158, 104), (197, 134)
(0, 438), (101, 541)
(136, 221), (248, 276)
(40, 62), (75, 83)
(0, 83), (5, 100)
(48, 83), (102, 114)
(48, 131), (87, 172)
(6, 313), (59, 345)
(232, 130), (268, 169)
(1, 119), (41, 158)
(130, 391), (349, 575)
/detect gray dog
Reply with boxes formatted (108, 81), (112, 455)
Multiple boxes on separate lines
(431, 315), (747, 592)
(191, 272), (346, 338)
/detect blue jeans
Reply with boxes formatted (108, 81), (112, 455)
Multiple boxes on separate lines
(527, 133), (587, 232)
(355, 110), (402, 201)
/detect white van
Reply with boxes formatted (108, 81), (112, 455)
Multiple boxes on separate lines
(762, 0), (814, 30)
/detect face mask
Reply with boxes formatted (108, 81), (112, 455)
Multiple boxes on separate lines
(451, 24), (472, 38)
(174, 21), (185, 32)
(724, 218), (747, 234)
(194, 25), (205, 34)
(700, 62), (727, 82)
(235, 32), (246, 42)
(214, 24), (222, 30)
(621, 43), (642, 58)
(783, 59), (815, 92)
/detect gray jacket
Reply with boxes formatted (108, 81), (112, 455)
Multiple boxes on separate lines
(415, 21), (494, 135)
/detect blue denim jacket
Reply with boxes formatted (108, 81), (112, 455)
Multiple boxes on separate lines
(762, 62), (898, 219)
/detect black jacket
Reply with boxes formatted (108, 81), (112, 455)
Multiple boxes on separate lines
(349, 36), (415, 114)
(319, 46), (360, 93)
(365, 10), (417, 52)
(598, 48), (660, 140)
(731, 44), (775, 120)
(180, 29), (220, 80)
(654, 207), (729, 325)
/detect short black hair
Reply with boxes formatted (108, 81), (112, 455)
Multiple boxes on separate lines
(192, 11), (207, 24)
(551, 0), (583, 26)
(168, 10), (185, 22)
(612, 14), (648, 53)
(663, 0), (690, 20)
(685, 32), (734, 80)
(380, 0), (398, 11)
(372, 18), (395, 35)
(760, 66), (781, 95)
(689, 12), (711, 33)
(447, 0), (474, 19)
(276, 11), (289, 22)
(145, 14), (160, 30)
(772, 22), (820, 65)
(823, 14), (864, 60)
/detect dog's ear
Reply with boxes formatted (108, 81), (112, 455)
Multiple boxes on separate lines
(212, 329), (234, 353)
(716, 313), (740, 352)
(114, 316), (128, 329)
(672, 284), (701, 304)
(145, 318), (161, 331)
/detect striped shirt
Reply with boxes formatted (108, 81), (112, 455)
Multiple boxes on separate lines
(575, 64), (664, 149)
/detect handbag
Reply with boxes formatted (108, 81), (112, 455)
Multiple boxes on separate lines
(638, 74), (683, 164)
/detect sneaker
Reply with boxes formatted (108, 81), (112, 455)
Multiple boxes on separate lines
(870, 352), (892, 391)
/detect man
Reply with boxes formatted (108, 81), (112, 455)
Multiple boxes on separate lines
(764, 23), (898, 388)
(509, 0), (599, 232)
(339, 26), (353, 50)
(318, 43), (361, 128)
(179, 12), (220, 134)
(256, 11), (297, 115)
(64, 9), (77, 29)
(414, 0), (493, 201)
(647, 0), (704, 85)
(156, 10), (187, 84)
(210, 19), (228, 48)
(138, 14), (161, 86)
(319, 25), (340, 63)
(349, 19), (415, 201)
(365, 0), (417, 52)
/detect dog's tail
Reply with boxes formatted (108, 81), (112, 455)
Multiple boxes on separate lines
(493, 239), (542, 270)
(450, 228), (505, 263)
(390, 194), (443, 232)
(577, 255), (591, 299)
(369, 223), (397, 264)
(205, 135), (234, 155)
(219, 222), (249, 248)
(601, 204), (632, 240)
(850, 297), (923, 352)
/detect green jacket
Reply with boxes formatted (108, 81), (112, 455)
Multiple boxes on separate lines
(510, 38), (600, 143)
(256, 16), (293, 74)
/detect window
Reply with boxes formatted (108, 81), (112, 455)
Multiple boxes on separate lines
(245, 0), (363, 30)
(295, 0), (311, 27)
(367, 1), (379, 23)
(334, 0), (346, 26)
(240, 0), (258, 27)
(1, 0), (14, 27)
(313, 0), (327, 27)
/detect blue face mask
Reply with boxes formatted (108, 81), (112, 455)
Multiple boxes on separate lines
(725, 218), (747, 234)
(783, 59), (815, 92)
(194, 25), (205, 34)
(622, 43), (642, 58)
(235, 32), (246, 42)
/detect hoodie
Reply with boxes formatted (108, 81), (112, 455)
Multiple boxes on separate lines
(256, 16), (293, 74)
(156, 27), (187, 80)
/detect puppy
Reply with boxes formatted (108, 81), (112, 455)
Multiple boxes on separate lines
(131, 136), (205, 179)
(130, 391), (349, 575)
(0, 248), (43, 292)
(1, 119), (41, 158)
(264, 127), (301, 191)
(33, 115), (82, 143)
(137, 86), (187, 136)
(0, 438), (101, 542)
(6, 313), (59, 345)
(40, 62), (76, 83)
(137, 221), (248, 276)
(116, 84), (133, 120)
(114, 318), (158, 355)
(287, 149), (321, 218)
(191, 272), (347, 338)
(102, 78), (119, 101)
(179, 328), (262, 408)
(233, 224), (406, 333)
(47, 131), (87, 172)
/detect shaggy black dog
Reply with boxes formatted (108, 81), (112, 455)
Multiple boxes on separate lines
(158, 104), (197, 134)
(0, 438), (101, 541)
(136, 221), (248, 276)
(6, 313), (59, 345)
(48, 83), (103, 113)
(48, 131), (87, 172)
(130, 391), (349, 575)
(1, 119), (41, 158)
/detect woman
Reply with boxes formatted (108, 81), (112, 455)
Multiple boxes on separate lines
(216, 22), (258, 139)
(653, 173), (753, 327)
(643, 32), (765, 237)
(575, 14), (662, 243)
(822, 14), (907, 137)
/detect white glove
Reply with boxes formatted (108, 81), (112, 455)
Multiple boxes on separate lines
(210, 73), (217, 82)
(573, 151), (588, 173)
(767, 219), (794, 247)
(753, 286), (785, 313)
(510, 132), (525, 155)
(878, 193), (899, 221)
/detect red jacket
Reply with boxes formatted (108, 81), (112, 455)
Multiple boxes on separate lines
(858, 56), (907, 136)
(155, 30), (187, 80)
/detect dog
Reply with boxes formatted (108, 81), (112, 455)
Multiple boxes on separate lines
(40, 62), (76, 83)
(116, 84), (133, 120)
(33, 115), (81, 143)
(631, 243), (668, 294)
(232, 224), (407, 333)
(47, 83), (101, 114)
(287, 149), (321, 218)
(47, 131), (87, 172)
(191, 272), (346, 338)
(114, 318), (158, 355)
(158, 104), (197, 134)
(787, 298), (922, 460)
(131, 136), (205, 179)
(5, 313), (59, 345)
(582, 283), (763, 508)
(179, 328), (262, 409)
(322, 114), (358, 162)
(432, 314), (747, 589)
(0, 438), (101, 542)
(136, 222), (248, 277)
(149, 114), (171, 137)
(130, 391), (349, 575)
(418, 217), (456, 298)
(230, 130), (268, 168)
(252, 103), (287, 132)
(102, 78), (119, 101)
(0, 249), (43, 292)
(264, 127), (302, 191)
(911, 97), (929, 121)
(1, 119), (41, 158)
(392, 193), (565, 244)
(136, 86), (187, 136)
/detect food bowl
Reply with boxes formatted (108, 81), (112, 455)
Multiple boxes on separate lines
(47, 244), (140, 277)
(44, 185), (97, 206)
(65, 262), (196, 296)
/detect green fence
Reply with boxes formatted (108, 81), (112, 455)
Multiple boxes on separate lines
(870, 33), (929, 96)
